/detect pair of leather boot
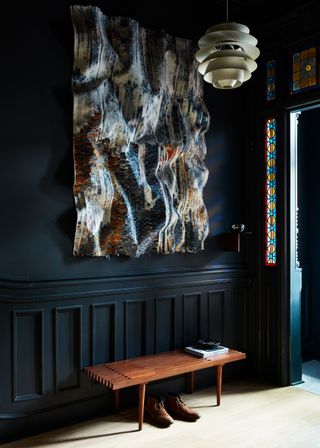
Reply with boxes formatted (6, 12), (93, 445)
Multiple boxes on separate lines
(145, 393), (200, 427)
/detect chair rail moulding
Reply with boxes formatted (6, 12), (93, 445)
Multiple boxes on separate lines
(0, 267), (251, 303)
(71, 5), (210, 258)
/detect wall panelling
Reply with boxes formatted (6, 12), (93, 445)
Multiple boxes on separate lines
(54, 306), (82, 393)
(12, 309), (44, 402)
(0, 268), (253, 442)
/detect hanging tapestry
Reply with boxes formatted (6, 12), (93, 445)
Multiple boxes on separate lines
(71, 5), (210, 257)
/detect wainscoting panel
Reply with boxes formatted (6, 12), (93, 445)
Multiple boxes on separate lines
(265, 285), (276, 363)
(124, 299), (148, 358)
(183, 293), (201, 346)
(0, 267), (252, 443)
(54, 306), (82, 393)
(208, 290), (225, 343)
(91, 302), (116, 365)
(225, 289), (248, 351)
(155, 295), (176, 352)
(259, 281), (279, 375)
(13, 309), (44, 401)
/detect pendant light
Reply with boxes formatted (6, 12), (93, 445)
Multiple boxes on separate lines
(195, 0), (260, 89)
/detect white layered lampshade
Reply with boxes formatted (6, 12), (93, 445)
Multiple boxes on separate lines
(195, 22), (260, 89)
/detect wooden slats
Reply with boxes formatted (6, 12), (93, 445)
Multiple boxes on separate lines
(83, 349), (246, 430)
(83, 349), (246, 390)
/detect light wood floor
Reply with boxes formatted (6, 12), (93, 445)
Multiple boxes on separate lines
(3, 379), (320, 448)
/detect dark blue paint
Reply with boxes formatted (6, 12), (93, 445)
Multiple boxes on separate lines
(0, 1), (250, 443)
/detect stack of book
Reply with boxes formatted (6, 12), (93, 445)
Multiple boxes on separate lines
(185, 341), (229, 358)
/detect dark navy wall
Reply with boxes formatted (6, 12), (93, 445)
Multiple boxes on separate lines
(0, 1), (254, 443)
(0, 1), (249, 281)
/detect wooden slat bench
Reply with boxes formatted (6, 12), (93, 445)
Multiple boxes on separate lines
(83, 348), (246, 430)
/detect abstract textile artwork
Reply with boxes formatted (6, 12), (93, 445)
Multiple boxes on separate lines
(71, 5), (210, 257)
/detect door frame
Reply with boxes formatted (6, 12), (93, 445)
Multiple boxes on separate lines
(283, 101), (320, 385)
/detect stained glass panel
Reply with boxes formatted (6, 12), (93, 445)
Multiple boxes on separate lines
(292, 46), (317, 93)
(265, 118), (277, 266)
(266, 60), (276, 101)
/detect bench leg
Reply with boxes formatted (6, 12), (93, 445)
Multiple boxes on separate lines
(188, 371), (195, 394)
(114, 389), (120, 413)
(138, 383), (147, 431)
(216, 365), (223, 406)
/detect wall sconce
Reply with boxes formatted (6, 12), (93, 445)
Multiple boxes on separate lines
(195, 0), (260, 89)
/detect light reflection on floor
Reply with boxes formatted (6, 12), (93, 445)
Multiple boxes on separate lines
(296, 359), (320, 395)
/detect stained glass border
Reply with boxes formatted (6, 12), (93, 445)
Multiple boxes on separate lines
(265, 118), (277, 266)
(266, 59), (276, 101)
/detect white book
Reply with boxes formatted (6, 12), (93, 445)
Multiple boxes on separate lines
(185, 345), (229, 358)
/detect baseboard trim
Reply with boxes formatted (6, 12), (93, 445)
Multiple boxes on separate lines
(0, 392), (108, 420)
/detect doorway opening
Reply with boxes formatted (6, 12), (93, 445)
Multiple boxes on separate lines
(290, 106), (320, 393)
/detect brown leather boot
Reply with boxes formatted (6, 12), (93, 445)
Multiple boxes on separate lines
(165, 393), (200, 422)
(145, 395), (174, 427)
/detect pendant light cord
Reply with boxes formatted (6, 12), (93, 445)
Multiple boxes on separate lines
(226, 0), (229, 22)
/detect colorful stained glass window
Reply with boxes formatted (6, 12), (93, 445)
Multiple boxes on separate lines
(265, 118), (277, 266)
(292, 47), (317, 93)
(266, 60), (276, 101)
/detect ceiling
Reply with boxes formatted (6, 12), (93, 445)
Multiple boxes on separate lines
(206, 0), (310, 27)
(99, 0), (319, 43)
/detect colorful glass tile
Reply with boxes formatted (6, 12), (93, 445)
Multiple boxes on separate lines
(292, 46), (317, 93)
(266, 60), (276, 101)
(265, 118), (277, 266)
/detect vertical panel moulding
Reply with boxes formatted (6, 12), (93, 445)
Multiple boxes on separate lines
(207, 290), (225, 344)
(154, 296), (176, 352)
(245, 281), (255, 362)
(12, 309), (44, 402)
(265, 285), (275, 365)
(198, 291), (208, 339)
(222, 289), (233, 348)
(54, 306), (82, 393)
(124, 300), (147, 359)
(91, 303), (116, 365)
(183, 293), (201, 346)
(232, 289), (247, 351)
(242, 287), (248, 352)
